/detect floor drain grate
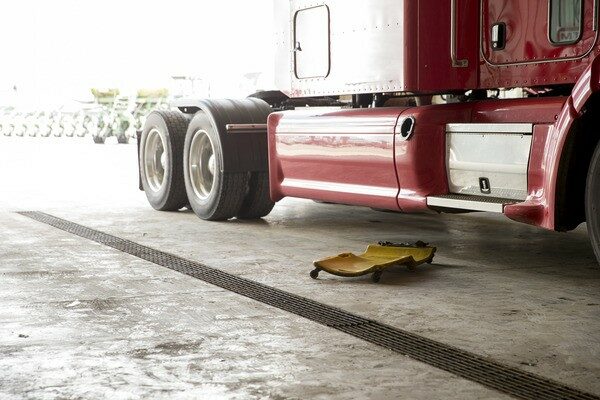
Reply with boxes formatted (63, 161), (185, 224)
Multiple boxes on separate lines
(18, 211), (599, 400)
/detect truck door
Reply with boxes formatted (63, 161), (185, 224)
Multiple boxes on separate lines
(481, 0), (596, 66)
(293, 5), (330, 79)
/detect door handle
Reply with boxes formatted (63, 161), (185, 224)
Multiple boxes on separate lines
(451, 0), (469, 67)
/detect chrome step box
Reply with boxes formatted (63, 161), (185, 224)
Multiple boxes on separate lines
(427, 194), (517, 213)
(445, 123), (533, 201)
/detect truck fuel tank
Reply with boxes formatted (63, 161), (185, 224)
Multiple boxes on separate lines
(267, 106), (418, 210)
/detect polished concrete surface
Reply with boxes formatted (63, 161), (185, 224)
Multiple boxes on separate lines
(0, 137), (599, 399)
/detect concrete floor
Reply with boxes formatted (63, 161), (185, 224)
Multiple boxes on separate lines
(0, 136), (599, 399)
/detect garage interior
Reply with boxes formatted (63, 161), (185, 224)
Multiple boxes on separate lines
(2, 0), (600, 399)
(0, 139), (598, 399)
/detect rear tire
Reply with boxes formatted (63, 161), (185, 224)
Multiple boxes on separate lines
(183, 111), (249, 221)
(140, 110), (189, 211)
(586, 141), (600, 264)
(237, 172), (274, 219)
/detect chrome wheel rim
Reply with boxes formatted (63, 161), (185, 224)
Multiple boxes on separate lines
(188, 130), (216, 200)
(144, 128), (167, 192)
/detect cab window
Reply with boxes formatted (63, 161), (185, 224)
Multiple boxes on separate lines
(549, 0), (583, 44)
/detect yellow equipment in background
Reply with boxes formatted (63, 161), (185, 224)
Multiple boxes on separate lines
(311, 241), (436, 283)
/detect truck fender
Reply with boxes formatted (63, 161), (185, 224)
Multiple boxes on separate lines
(546, 55), (600, 230)
(176, 98), (272, 173)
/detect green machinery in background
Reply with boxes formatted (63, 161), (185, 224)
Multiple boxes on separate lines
(90, 88), (169, 144)
(0, 88), (170, 144)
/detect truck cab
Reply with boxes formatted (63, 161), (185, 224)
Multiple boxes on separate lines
(276, 0), (594, 95)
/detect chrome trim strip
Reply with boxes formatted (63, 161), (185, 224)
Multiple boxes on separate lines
(281, 178), (398, 198)
(226, 124), (268, 133)
(595, 0), (599, 31)
(448, 161), (525, 174)
(446, 123), (533, 134)
(276, 131), (393, 136)
(427, 196), (505, 213)
(277, 124), (396, 134)
(275, 115), (397, 135)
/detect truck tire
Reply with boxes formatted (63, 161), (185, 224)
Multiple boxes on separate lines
(139, 110), (189, 211)
(237, 172), (275, 219)
(586, 141), (600, 264)
(183, 110), (249, 220)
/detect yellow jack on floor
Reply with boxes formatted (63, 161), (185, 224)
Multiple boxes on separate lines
(311, 242), (436, 283)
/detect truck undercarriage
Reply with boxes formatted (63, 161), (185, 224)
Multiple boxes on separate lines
(138, 0), (600, 265)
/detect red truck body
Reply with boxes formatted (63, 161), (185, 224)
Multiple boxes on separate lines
(268, 0), (600, 233)
(144, 0), (600, 264)
(268, 97), (571, 228)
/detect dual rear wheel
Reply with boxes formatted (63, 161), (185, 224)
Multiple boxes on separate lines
(183, 111), (273, 220)
(139, 111), (188, 211)
(139, 104), (273, 220)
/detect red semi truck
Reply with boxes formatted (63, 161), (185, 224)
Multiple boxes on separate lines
(138, 0), (600, 264)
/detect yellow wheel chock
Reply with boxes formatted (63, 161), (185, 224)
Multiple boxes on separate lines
(311, 241), (436, 283)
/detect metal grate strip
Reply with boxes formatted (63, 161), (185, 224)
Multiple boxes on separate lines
(17, 211), (599, 400)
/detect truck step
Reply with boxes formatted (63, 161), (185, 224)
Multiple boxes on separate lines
(427, 194), (519, 213)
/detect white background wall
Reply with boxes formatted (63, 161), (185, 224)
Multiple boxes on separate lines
(0, 0), (275, 106)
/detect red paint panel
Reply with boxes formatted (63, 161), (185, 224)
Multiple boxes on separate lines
(392, 98), (563, 213)
(536, 96), (580, 230)
(268, 108), (408, 210)
(571, 55), (600, 112)
(466, 98), (566, 230)
(394, 103), (472, 212)
(267, 96), (575, 230)
(480, 0), (598, 88)
(479, 59), (591, 90)
(504, 125), (551, 227)
(268, 102), (474, 213)
(471, 97), (565, 124)
(409, 0), (479, 91)
(465, 97), (569, 230)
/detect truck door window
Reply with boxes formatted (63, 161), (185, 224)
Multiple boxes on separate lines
(294, 5), (331, 79)
(549, 0), (583, 44)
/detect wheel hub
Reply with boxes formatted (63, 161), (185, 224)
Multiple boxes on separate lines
(189, 130), (216, 200)
(143, 128), (166, 192)
(208, 154), (216, 175)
